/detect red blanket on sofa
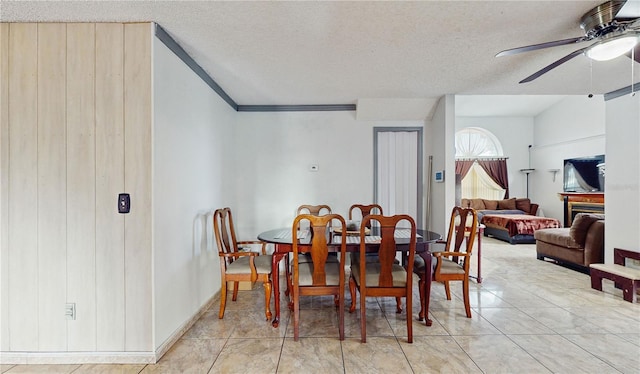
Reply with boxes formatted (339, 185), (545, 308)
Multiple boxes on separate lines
(482, 214), (561, 237)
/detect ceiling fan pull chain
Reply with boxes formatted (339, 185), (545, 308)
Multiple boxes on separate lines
(632, 47), (635, 96)
(589, 59), (594, 98)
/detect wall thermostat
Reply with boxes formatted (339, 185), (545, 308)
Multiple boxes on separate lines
(434, 170), (445, 183)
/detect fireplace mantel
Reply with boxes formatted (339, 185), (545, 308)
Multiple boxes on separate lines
(558, 192), (604, 227)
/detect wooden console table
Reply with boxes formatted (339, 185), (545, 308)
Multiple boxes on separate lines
(558, 192), (604, 227)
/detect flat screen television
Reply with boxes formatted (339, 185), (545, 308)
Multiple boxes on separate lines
(563, 155), (605, 192)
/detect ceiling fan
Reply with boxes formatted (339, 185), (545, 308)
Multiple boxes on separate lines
(497, 0), (640, 83)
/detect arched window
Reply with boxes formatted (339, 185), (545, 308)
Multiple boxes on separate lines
(455, 127), (503, 158)
(455, 128), (507, 199)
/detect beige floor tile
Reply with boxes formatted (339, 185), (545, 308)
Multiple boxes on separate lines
(141, 338), (224, 374)
(182, 309), (241, 339)
(476, 307), (556, 334)
(285, 307), (344, 339)
(3, 365), (80, 373)
(209, 338), (282, 374)
(342, 337), (413, 373)
(616, 333), (640, 346)
(72, 364), (147, 374)
(400, 336), (482, 373)
(1, 366), (16, 374)
(487, 287), (558, 308)
(509, 334), (620, 373)
(228, 309), (288, 338)
(563, 333), (640, 374)
(430, 308), (502, 336)
(565, 306), (640, 334)
(453, 335), (551, 373)
(518, 306), (607, 334)
(344, 306), (395, 340)
(277, 338), (343, 373)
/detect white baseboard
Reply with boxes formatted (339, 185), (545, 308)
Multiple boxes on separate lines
(0, 351), (156, 365)
(0, 292), (221, 365)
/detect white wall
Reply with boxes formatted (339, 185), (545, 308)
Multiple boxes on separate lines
(233, 111), (425, 238)
(604, 93), (640, 258)
(153, 37), (236, 349)
(530, 96), (606, 221)
(426, 95), (455, 236)
(455, 116), (534, 199)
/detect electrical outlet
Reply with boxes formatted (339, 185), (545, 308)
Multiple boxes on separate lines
(65, 303), (76, 320)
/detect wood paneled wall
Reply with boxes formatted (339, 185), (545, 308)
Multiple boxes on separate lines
(0, 22), (152, 352)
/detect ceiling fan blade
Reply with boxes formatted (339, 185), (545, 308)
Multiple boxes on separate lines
(519, 47), (588, 83)
(496, 37), (588, 57)
(615, 0), (640, 19)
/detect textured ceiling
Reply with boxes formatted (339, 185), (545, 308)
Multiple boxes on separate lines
(2, 0), (636, 115)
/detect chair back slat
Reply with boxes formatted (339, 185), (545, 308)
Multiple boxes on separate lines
(360, 214), (416, 288)
(445, 207), (478, 267)
(349, 204), (383, 228)
(297, 204), (332, 216)
(213, 208), (240, 262)
(292, 213), (346, 286)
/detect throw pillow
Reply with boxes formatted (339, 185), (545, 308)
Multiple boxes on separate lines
(569, 213), (606, 245)
(470, 199), (485, 210)
(461, 198), (470, 208)
(483, 199), (499, 210)
(497, 198), (516, 210)
(515, 198), (532, 214)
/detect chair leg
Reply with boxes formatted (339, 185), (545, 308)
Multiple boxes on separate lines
(395, 297), (402, 313)
(444, 281), (451, 300)
(360, 288), (366, 343)
(338, 292), (345, 341)
(293, 287), (300, 341)
(285, 255), (291, 297)
(463, 278), (472, 318)
(264, 280), (272, 321)
(232, 281), (239, 301)
(349, 276), (357, 313)
(287, 265), (294, 311)
(219, 279), (228, 319)
(406, 294), (413, 344)
(417, 277), (425, 321)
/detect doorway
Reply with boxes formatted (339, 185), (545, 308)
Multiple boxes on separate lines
(373, 127), (424, 228)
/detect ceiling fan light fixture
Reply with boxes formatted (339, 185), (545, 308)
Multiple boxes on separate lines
(586, 34), (639, 61)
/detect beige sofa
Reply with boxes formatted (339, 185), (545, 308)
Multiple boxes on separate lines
(460, 197), (539, 220)
(534, 213), (605, 273)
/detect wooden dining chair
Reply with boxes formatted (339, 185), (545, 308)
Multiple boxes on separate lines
(213, 207), (272, 321)
(297, 204), (332, 216)
(349, 214), (416, 343)
(295, 204), (337, 263)
(348, 203), (383, 228)
(414, 206), (477, 320)
(291, 213), (347, 341)
(348, 204), (385, 265)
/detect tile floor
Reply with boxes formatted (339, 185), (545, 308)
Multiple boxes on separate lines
(2, 237), (639, 373)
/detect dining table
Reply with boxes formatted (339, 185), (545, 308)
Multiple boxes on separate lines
(257, 226), (441, 328)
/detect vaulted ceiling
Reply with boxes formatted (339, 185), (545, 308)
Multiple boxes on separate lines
(2, 1), (638, 115)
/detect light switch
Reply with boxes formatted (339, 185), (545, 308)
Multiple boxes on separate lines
(118, 193), (130, 214)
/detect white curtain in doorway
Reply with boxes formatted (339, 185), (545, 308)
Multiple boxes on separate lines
(376, 131), (418, 226)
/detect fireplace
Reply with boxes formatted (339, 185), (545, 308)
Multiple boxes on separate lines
(558, 192), (604, 227)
